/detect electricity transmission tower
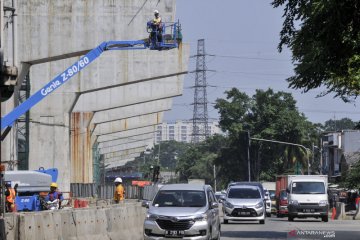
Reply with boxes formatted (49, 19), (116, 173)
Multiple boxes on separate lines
(191, 39), (209, 143)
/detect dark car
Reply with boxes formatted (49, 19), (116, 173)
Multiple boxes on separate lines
(277, 189), (288, 217)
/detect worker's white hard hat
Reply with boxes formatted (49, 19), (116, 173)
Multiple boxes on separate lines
(154, 10), (159, 14)
(114, 177), (122, 183)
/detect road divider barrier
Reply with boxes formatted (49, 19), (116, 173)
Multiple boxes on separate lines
(3, 201), (146, 240)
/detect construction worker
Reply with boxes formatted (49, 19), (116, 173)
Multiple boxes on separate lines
(149, 9), (162, 45)
(114, 177), (125, 203)
(5, 182), (18, 212)
(356, 190), (360, 211)
(45, 182), (64, 209)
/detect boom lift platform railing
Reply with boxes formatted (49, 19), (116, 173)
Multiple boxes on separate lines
(1, 21), (182, 131)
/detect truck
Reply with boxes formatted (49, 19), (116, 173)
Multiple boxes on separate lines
(286, 175), (329, 222)
(188, 179), (205, 185)
(275, 176), (288, 217)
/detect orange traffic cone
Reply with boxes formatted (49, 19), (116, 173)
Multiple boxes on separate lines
(331, 207), (336, 220)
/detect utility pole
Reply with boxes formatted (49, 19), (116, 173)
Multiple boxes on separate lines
(213, 165), (217, 192)
(320, 139), (323, 174)
(0, 0), (4, 217)
(245, 131), (251, 182)
(311, 142), (314, 175)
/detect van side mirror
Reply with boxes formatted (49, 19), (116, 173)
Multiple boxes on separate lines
(211, 202), (219, 209)
(142, 200), (150, 208)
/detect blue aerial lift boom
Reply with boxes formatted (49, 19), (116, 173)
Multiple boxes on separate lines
(1, 21), (182, 130)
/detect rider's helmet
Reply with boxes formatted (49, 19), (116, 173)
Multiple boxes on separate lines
(50, 182), (58, 188)
(114, 177), (123, 183)
(154, 10), (159, 15)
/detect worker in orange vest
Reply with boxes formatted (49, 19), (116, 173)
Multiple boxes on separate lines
(356, 191), (360, 211)
(114, 177), (125, 203)
(5, 182), (18, 212)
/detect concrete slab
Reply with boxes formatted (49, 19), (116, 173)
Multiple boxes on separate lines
(98, 132), (154, 149)
(104, 146), (146, 160)
(94, 112), (163, 136)
(99, 138), (153, 154)
(92, 98), (172, 125)
(96, 126), (156, 143)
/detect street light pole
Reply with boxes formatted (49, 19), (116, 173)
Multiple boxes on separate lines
(250, 137), (311, 175)
(246, 131), (251, 182)
(213, 165), (217, 192)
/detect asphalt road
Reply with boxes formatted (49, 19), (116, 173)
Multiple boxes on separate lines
(220, 216), (360, 240)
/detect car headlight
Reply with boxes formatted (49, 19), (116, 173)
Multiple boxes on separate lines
(224, 201), (234, 209)
(289, 200), (299, 206)
(319, 200), (328, 206)
(146, 213), (159, 221)
(194, 213), (207, 221)
(255, 201), (264, 209)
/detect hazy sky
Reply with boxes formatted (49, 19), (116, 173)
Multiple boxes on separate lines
(163, 0), (360, 124)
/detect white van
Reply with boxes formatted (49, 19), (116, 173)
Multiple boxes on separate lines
(287, 175), (329, 222)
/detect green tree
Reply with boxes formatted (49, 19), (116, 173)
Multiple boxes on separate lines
(272, 0), (360, 100)
(176, 135), (228, 185)
(343, 160), (360, 189)
(214, 88), (319, 180)
(323, 118), (356, 131)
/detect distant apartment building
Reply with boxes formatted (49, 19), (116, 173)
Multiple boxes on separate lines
(155, 120), (222, 143)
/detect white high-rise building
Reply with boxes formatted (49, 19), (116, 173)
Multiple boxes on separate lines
(155, 120), (222, 144)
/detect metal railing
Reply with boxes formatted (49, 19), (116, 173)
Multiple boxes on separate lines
(70, 183), (145, 200)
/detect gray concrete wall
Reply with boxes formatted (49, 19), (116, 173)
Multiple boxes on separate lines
(1, 0), (190, 191)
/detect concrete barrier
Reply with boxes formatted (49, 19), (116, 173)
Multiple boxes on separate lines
(3, 201), (146, 240)
(335, 202), (346, 220)
(353, 207), (360, 220)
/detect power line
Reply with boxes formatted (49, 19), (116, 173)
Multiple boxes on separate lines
(190, 53), (289, 62)
(216, 70), (291, 77)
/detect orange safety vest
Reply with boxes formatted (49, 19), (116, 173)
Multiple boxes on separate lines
(114, 184), (125, 202)
(6, 188), (16, 204)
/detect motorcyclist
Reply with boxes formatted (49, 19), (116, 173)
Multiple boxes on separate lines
(44, 182), (64, 209)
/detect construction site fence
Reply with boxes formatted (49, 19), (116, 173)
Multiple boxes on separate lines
(70, 183), (145, 200)
(70, 183), (162, 201)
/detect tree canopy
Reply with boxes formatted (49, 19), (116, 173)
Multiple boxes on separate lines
(272, 0), (360, 101)
(214, 88), (319, 181)
(322, 118), (356, 131)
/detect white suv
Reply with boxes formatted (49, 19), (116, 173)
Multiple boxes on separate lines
(222, 184), (266, 224)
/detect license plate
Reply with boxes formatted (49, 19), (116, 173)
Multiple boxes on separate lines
(303, 209), (315, 213)
(165, 230), (185, 237)
(239, 211), (250, 216)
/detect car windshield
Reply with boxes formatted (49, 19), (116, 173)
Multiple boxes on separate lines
(228, 188), (261, 199)
(280, 190), (287, 200)
(153, 190), (206, 207)
(269, 190), (276, 200)
(291, 182), (325, 194)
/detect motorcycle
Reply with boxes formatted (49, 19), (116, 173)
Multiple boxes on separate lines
(41, 198), (60, 210)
